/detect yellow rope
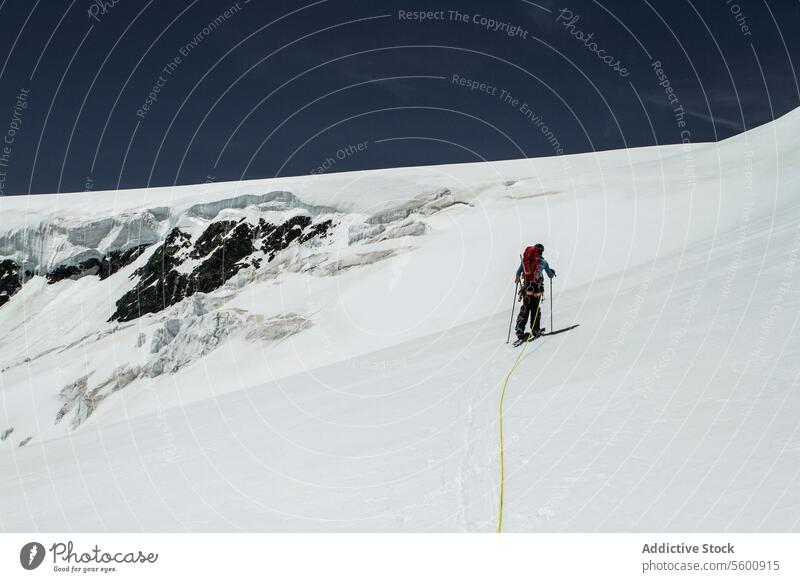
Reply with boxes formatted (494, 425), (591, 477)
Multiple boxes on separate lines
(497, 297), (542, 533)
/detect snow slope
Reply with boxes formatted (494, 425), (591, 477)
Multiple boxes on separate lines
(0, 107), (798, 532)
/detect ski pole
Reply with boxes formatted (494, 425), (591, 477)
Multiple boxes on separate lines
(549, 277), (553, 333)
(506, 280), (519, 343)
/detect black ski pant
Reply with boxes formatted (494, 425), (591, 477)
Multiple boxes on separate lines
(515, 293), (542, 337)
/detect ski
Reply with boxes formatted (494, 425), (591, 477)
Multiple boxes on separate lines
(511, 324), (579, 346)
(511, 331), (541, 347)
(511, 335), (529, 347)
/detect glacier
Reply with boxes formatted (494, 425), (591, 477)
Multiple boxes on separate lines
(0, 107), (798, 531)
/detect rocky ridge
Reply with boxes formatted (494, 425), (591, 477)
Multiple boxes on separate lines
(0, 187), (471, 431)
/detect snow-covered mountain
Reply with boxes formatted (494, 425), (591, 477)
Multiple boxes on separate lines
(1, 107), (798, 532)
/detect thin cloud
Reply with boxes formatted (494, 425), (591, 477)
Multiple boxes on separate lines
(642, 92), (745, 131)
(683, 108), (744, 131)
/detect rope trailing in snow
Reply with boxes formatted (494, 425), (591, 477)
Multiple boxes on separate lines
(497, 299), (542, 533)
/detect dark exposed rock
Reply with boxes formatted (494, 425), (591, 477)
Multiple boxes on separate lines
(191, 220), (237, 259)
(300, 219), (334, 243)
(0, 259), (22, 307)
(47, 258), (102, 284)
(190, 222), (256, 293)
(110, 229), (192, 322)
(110, 217), (334, 322)
(261, 215), (312, 260)
(46, 244), (150, 284)
(100, 245), (150, 279)
(138, 228), (192, 278)
(0, 427), (13, 441)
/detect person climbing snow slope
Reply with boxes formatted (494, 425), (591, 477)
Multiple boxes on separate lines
(514, 243), (556, 342)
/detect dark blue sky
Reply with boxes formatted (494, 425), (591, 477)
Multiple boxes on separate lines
(0, 0), (798, 195)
